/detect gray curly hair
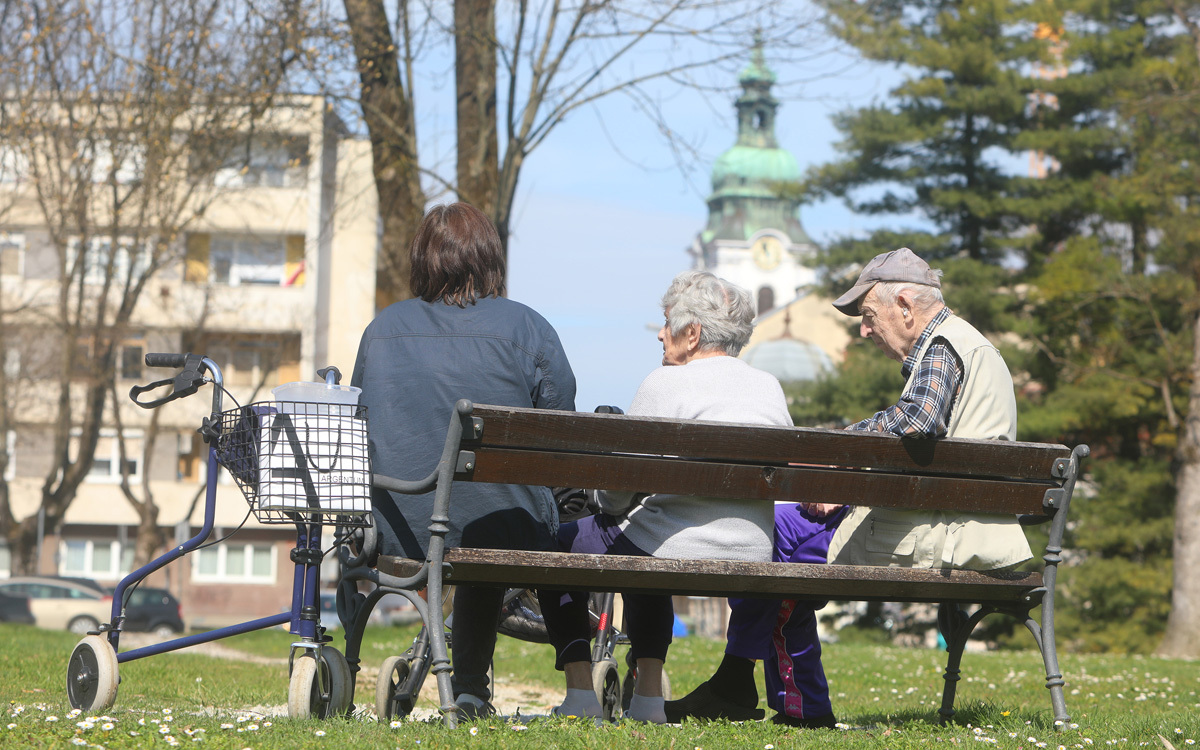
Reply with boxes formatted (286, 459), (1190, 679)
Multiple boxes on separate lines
(661, 270), (755, 357)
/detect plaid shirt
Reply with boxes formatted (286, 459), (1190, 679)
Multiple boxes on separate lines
(849, 307), (962, 437)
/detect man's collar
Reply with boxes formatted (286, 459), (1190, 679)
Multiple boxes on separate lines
(901, 307), (952, 377)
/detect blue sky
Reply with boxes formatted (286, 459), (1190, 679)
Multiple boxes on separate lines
(504, 47), (903, 412)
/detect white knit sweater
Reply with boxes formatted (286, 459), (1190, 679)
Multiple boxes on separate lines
(598, 355), (791, 562)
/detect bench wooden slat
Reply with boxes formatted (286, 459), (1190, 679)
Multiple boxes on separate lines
(458, 448), (1055, 515)
(467, 405), (1071, 481)
(379, 549), (1043, 607)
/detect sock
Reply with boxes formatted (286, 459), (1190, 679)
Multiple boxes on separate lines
(554, 687), (601, 718)
(626, 693), (667, 724)
(710, 655), (758, 708)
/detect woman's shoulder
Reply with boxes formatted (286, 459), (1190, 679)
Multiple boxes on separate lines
(639, 357), (785, 398)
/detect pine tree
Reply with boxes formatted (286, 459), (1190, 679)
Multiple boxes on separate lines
(793, 0), (1200, 653)
(806, 0), (1042, 266)
(1013, 0), (1200, 656)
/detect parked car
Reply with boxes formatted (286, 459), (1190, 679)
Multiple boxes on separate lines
(0, 590), (36, 625)
(121, 586), (186, 636)
(0, 576), (112, 634)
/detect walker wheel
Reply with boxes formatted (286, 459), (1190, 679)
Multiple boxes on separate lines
(67, 636), (119, 712)
(375, 655), (415, 721)
(592, 658), (621, 722)
(327, 646), (354, 714)
(288, 647), (352, 719)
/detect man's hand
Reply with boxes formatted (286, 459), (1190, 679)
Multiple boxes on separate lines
(800, 502), (844, 518)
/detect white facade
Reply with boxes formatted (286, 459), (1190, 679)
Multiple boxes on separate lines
(0, 95), (379, 625)
(691, 228), (817, 316)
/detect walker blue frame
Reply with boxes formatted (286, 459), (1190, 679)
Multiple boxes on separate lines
(65, 352), (356, 718)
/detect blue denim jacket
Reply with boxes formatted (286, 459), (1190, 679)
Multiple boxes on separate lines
(351, 295), (576, 559)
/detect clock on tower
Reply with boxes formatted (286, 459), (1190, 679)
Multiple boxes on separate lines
(751, 235), (783, 270)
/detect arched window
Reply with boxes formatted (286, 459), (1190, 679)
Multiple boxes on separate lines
(757, 286), (775, 315)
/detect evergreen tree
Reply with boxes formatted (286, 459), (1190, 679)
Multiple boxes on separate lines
(806, 0), (1042, 267)
(1013, 0), (1200, 656)
(792, 0), (1200, 653)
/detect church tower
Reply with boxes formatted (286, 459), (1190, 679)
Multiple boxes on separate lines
(689, 39), (817, 316)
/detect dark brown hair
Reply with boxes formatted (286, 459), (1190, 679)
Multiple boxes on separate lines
(409, 203), (506, 306)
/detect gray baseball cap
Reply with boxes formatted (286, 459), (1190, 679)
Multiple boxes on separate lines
(832, 247), (941, 316)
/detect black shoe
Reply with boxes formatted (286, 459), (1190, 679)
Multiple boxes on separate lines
(770, 711), (838, 729)
(663, 681), (765, 723)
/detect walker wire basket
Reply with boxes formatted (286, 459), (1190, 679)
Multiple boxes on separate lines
(214, 401), (372, 527)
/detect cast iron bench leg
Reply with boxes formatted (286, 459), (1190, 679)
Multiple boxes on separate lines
(1023, 604), (1070, 726)
(937, 603), (991, 725)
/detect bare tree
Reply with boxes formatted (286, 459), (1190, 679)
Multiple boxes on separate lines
(341, 0), (824, 304)
(0, 0), (315, 574)
(455, 0), (498, 218)
(1155, 0), (1200, 660)
(343, 0), (427, 308)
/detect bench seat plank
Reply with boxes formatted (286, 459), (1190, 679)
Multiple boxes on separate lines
(467, 405), (1072, 481)
(379, 549), (1044, 607)
(460, 448), (1054, 515)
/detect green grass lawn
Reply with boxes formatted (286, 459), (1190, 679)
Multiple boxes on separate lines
(1, 622), (1197, 749)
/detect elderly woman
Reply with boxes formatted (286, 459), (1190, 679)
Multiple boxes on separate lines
(539, 270), (790, 723)
(351, 202), (576, 718)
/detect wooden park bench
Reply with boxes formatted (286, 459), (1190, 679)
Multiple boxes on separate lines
(352, 399), (1088, 728)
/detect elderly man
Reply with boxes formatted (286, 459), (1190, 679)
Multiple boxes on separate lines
(665, 247), (1031, 727)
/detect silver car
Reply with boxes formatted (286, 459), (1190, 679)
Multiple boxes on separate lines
(0, 576), (112, 634)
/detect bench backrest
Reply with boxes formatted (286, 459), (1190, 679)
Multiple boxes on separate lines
(453, 404), (1074, 517)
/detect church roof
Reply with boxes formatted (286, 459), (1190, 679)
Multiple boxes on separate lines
(738, 51), (777, 86)
(711, 145), (801, 198)
(742, 337), (833, 384)
(701, 40), (811, 246)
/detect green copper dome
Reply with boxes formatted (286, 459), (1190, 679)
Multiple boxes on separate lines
(738, 54), (777, 86)
(711, 145), (801, 198)
(702, 40), (811, 245)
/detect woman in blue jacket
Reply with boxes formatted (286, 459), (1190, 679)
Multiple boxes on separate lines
(352, 202), (576, 718)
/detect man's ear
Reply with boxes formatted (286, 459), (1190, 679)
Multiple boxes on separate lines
(897, 294), (915, 320)
(687, 323), (703, 350)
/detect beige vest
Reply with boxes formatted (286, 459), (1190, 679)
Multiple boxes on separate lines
(827, 313), (1033, 570)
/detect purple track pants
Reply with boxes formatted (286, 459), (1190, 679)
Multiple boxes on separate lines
(725, 503), (845, 721)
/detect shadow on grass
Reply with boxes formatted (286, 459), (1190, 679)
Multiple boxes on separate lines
(845, 702), (1060, 733)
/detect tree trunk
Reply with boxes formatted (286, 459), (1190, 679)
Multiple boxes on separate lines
(134, 502), (165, 570)
(454, 0), (498, 221)
(4, 517), (41, 575)
(1158, 309), (1200, 657)
(343, 0), (425, 309)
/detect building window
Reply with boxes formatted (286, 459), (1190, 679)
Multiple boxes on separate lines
(67, 236), (149, 285)
(192, 542), (275, 583)
(59, 539), (133, 579)
(88, 140), (145, 185)
(205, 340), (277, 389)
(0, 543), (10, 578)
(185, 232), (304, 287)
(0, 233), (24, 277)
(120, 343), (144, 381)
(210, 235), (286, 286)
(0, 146), (27, 184)
(757, 286), (775, 316)
(210, 135), (309, 189)
(74, 428), (143, 483)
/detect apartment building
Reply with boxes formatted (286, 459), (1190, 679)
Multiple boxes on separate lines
(0, 95), (378, 628)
